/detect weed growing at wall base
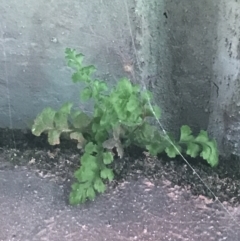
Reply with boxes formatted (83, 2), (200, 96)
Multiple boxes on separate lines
(31, 48), (219, 205)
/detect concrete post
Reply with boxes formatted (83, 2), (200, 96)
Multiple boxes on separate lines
(208, 0), (240, 158)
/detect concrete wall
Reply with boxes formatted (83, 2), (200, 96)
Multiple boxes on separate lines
(1, 0), (240, 158)
(134, 0), (218, 135)
(208, 0), (240, 158)
(164, 1), (218, 133)
(0, 0), (137, 128)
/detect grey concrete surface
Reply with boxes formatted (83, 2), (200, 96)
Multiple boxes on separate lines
(1, 167), (240, 241)
(208, 0), (240, 158)
(0, 0), (137, 128)
(1, 0), (240, 158)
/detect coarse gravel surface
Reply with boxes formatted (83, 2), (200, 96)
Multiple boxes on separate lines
(0, 128), (240, 241)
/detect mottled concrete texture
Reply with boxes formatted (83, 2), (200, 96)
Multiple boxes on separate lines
(208, 0), (240, 157)
(0, 0), (240, 158)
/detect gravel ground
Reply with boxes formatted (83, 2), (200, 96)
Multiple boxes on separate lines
(0, 128), (240, 240)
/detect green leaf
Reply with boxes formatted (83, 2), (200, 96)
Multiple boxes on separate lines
(179, 127), (219, 167)
(71, 111), (91, 129)
(180, 125), (194, 142)
(69, 182), (89, 205)
(81, 153), (98, 170)
(132, 84), (140, 93)
(72, 65), (96, 83)
(140, 123), (155, 139)
(91, 121), (100, 133)
(200, 140), (218, 167)
(94, 178), (106, 193)
(91, 80), (108, 98)
(185, 142), (201, 158)
(127, 112), (142, 124)
(65, 48), (84, 69)
(100, 112), (117, 128)
(32, 107), (56, 136)
(70, 132), (87, 149)
(103, 151), (114, 165)
(194, 130), (209, 143)
(85, 142), (98, 154)
(146, 142), (166, 156)
(54, 112), (69, 130)
(74, 165), (96, 182)
(69, 183), (85, 205)
(126, 95), (139, 112)
(165, 144), (182, 158)
(73, 167), (84, 182)
(81, 86), (92, 101)
(59, 102), (73, 114)
(193, 130), (219, 167)
(48, 129), (61, 145)
(117, 78), (133, 94)
(72, 72), (83, 83)
(98, 81), (108, 92)
(100, 168), (114, 181)
(200, 144), (211, 160)
(94, 130), (108, 143)
(81, 65), (96, 81)
(86, 187), (96, 200)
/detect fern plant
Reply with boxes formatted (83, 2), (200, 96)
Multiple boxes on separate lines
(31, 48), (219, 205)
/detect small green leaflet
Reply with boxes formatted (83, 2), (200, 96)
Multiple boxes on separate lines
(72, 65), (96, 83)
(71, 111), (91, 129)
(165, 144), (182, 158)
(69, 182), (89, 205)
(100, 168), (114, 181)
(54, 112), (69, 130)
(69, 184), (84, 205)
(103, 151), (114, 165)
(48, 129), (61, 145)
(32, 107), (56, 136)
(85, 142), (98, 154)
(65, 48), (84, 69)
(180, 125), (194, 142)
(70, 132), (86, 149)
(74, 165), (96, 182)
(53, 102), (72, 130)
(59, 102), (73, 114)
(126, 95), (139, 112)
(81, 86), (92, 101)
(94, 178), (106, 193)
(180, 126), (219, 167)
(200, 140), (218, 167)
(146, 141), (166, 156)
(80, 153), (98, 170)
(185, 142), (200, 158)
(117, 78), (133, 95)
(86, 187), (96, 200)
